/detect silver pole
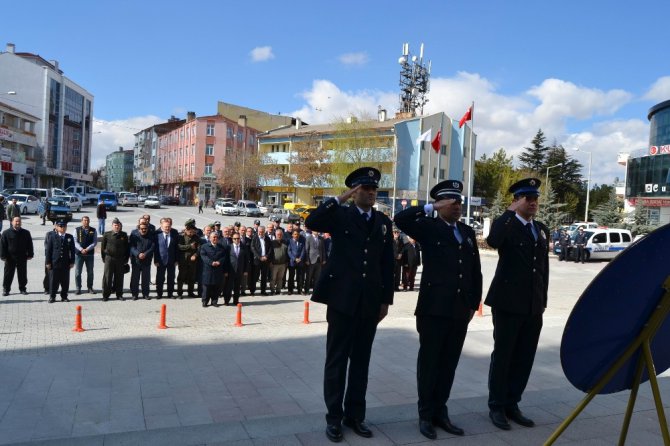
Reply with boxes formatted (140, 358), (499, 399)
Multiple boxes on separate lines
(466, 102), (474, 222)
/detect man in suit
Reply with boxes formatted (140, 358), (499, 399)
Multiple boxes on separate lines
(101, 218), (129, 301)
(154, 217), (179, 299)
(304, 229), (325, 295)
(394, 180), (482, 439)
(1, 216), (34, 296)
(392, 229), (404, 291)
(306, 167), (394, 443)
(45, 220), (76, 303)
(73, 216), (97, 294)
(250, 225), (273, 295)
(486, 178), (549, 431)
(401, 236), (421, 291)
(223, 229), (249, 305)
(200, 231), (227, 307)
(129, 222), (155, 300)
(287, 229), (306, 295)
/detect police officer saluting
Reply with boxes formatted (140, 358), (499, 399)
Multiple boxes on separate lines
(306, 167), (394, 443)
(486, 178), (549, 430)
(394, 180), (482, 439)
(45, 220), (75, 303)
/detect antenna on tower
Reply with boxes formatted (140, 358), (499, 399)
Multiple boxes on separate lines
(397, 42), (431, 117)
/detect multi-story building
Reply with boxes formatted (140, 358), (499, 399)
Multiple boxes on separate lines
(106, 148), (133, 192)
(156, 113), (259, 204)
(0, 101), (40, 190)
(217, 101), (294, 132)
(0, 43), (94, 188)
(625, 99), (670, 225)
(257, 110), (476, 211)
(133, 116), (185, 195)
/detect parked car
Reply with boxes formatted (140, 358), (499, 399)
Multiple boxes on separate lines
(159, 195), (179, 206)
(144, 196), (160, 208)
(216, 200), (239, 216)
(269, 208), (301, 224)
(555, 228), (633, 261)
(98, 192), (118, 211)
(9, 194), (40, 214)
(257, 203), (272, 216)
(137, 195), (147, 204)
(236, 200), (263, 217)
(120, 193), (139, 207)
(53, 194), (82, 212)
(46, 197), (73, 223)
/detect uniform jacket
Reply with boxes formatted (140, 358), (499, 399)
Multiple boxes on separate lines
(401, 242), (422, 268)
(154, 228), (179, 266)
(199, 242), (227, 285)
(574, 232), (588, 246)
(129, 232), (155, 265)
(394, 207), (482, 318)
(305, 198), (394, 318)
(45, 232), (75, 268)
(74, 226), (97, 255)
(485, 210), (549, 315)
(177, 233), (200, 265)
(0, 227), (34, 260)
(304, 234), (325, 265)
(287, 238), (306, 267)
(101, 230), (129, 262)
(251, 234), (274, 265)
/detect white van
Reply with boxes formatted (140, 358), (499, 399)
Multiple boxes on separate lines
(573, 228), (632, 261)
(65, 185), (101, 205)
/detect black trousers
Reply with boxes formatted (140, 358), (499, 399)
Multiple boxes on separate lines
(3, 257), (28, 292)
(49, 266), (71, 300)
(251, 262), (269, 293)
(416, 315), (469, 421)
(575, 245), (586, 262)
(305, 262), (322, 294)
(202, 283), (219, 305)
(155, 263), (176, 297)
(288, 264), (305, 293)
(394, 261), (402, 289)
(130, 262), (151, 298)
(223, 272), (244, 304)
(402, 265), (418, 290)
(324, 307), (378, 425)
(102, 257), (125, 298)
(488, 308), (543, 410)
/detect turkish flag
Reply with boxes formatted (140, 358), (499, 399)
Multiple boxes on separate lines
(431, 130), (441, 153)
(459, 106), (472, 128)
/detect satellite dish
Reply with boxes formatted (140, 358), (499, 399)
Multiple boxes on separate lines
(398, 56), (407, 65)
(412, 55), (418, 62)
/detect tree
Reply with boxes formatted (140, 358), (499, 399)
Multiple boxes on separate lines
(90, 166), (106, 190)
(543, 144), (583, 217)
(590, 191), (622, 227)
(474, 148), (514, 203)
(123, 171), (134, 192)
(536, 182), (568, 229)
(488, 190), (507, 222)
(588, 184), (615, 211)
(288, 132), (330, 201)
(518, 129), (547, 173)
(217, 151), (270, 200)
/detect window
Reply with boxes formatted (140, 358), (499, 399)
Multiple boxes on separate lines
(206, 144), (213, 155)
(227, 127), (233, 138)
(419, 165), (424, 176)
(440, 145), (446, 155)
(439, 168), (445, 180)
(433, 167), (437, 179)
(205, 163), (213, 174)
(610, 232), (621, 243)
(237, 131), (243, 143)
(191, 163), (195, 174)
(192, 145), (195, 156)
(593, 233), (606, 243)
(622, 233), (631, 242)
(206, 124), (215, 136)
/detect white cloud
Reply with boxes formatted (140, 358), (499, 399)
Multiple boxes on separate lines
(290, 73), (642, 185)
(250, 46), (275, 62)
(338, 52), (368, 66)
(90, 115), (164, 169)
(643, 76), (670, 102)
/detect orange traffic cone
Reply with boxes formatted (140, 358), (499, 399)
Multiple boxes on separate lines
(235, 303), (243, 327)
(72, 305), (85, 332)
(303, 301), (310, 324)
(157, 304), (168, 329)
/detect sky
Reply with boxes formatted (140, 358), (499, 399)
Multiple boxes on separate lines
(3, 0), (670, 187)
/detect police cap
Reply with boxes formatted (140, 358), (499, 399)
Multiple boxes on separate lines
(55, 220), (67, 227)
(509, 178), (541, 197)
(344, 167), (381, 188)
(430, 180), (463, 202)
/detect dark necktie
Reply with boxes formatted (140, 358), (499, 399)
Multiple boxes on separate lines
(526, 222), (536, 240)
(446, 225), (457, 243)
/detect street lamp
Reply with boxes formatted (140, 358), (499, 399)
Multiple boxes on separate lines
(545, 163), (563, 189)
(573, 147), (592, 222)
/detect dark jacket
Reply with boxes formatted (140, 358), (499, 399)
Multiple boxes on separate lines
(200, 242), (227, 285)
(0, 227), (34, 261)
(101, 230), (129, 262)
(484, 210), (549, 315)
(305, 198), (394, 318)
(394, 207), (482, 318)
(129, 232), (155, 265)
(154, 229), (179, 266)
(251, 234), (274, 265)
(74, 225), (97, 256)
(401, 242), (422, 268)
(45, 232), (75, 268)
(177, 233), (200, 265)
(287, 238), (306, 267)
(96, 203), (107, 219)
(270, 239), (289, 265)
(228, 242), (249, 275)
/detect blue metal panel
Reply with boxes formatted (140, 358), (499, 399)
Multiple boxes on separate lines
(394, 119), (421, 190)
(449, 120), (464, 180)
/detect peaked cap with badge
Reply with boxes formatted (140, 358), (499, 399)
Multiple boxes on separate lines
(345, 167), (381, 188)
(430, 180), (463, 202)
(509, 178), (541, 197)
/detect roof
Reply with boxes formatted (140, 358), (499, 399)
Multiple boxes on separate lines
(258, 117), (410, 140)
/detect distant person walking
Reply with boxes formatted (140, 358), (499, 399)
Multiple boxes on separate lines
(97, 199), (107, 235)
(198, 198), (203, 214)
(6, 198), (20, 221)
(0, 196), (5, 233)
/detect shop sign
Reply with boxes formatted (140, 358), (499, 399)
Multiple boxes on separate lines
(630, 197), (670, 207)
(0, 128), (13, 140)
(0, 161), (12, 172)
(649, 145), (670, 155)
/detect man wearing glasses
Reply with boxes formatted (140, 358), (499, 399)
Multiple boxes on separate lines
(223, 231), (249, 305)
(129, 223), (155, 300)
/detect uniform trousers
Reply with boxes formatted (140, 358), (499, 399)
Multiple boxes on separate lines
(488, 308), (543, 410)
(324, 306), (378, 425)
(393, 261), (402, 290)
(74, 254), (94, 290)
(49, 266), (71, 300)
(155, 263), (176, 297)
(130, 262), (151, 298)
(3, 258), (28, 292)
(177, 261), (197, 295)
(575, 245), (586, 262)
(416, 315), (469, 421)
(102, 257), (125, 298)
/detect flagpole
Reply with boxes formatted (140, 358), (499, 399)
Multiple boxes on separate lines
(391, 132), (398, 216)
(466, 101), (475, 223)
(426, 139), (432, 203)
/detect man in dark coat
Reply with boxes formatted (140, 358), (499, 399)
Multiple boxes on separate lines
(200, 231), (227, 307)
(154, 217), (179, 299)
(129, 222), (155, 300)
(73, 216), (97, 294)
(177, 219), (200, 298)
(401, 236), (421, 291)
(250, 226), (273, 295)
(287, 229), (306, 295)
(304, 229), (325, 295)
(394, 180), (482, 439)
(1, 216), (34, 296)
(223, 229), (249, 305)
(45, 220), (75, 303)
(305, 167), (394, 443)
(574, 227), (588, 263)
(101, 218), (130, 301)
(485, 178), (549, 431)
(558, 229), (571, 261)
(391, 229), (404, 291)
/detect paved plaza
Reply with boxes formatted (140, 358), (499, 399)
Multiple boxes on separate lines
(0, 204), (668, 445)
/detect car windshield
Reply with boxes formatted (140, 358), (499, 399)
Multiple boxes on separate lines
(147, 196), (158, 200)
(9, 195), (27, 202)
(246, 203), (258, 208)
(223, 203), (233, 207)
(48, 199), (68, 207)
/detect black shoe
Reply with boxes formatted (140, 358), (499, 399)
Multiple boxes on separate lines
(240, 292), (246, 296)
(188, 293), (197, 298)
(20, 290), (28, 295)
(505, 408), (535, 427)
(170, 295), (176, 299)
(2, 291), (8, 296)
(433, 416), (464, 436)
(76, 289), (82, 295)
(202, 302), (207, 308)
(43, 290), (49, 295)
(489, 409), (511, 430)
(88, 288), (96, 294)
(133, 296), (139, 301)
(157, 296), (162, 300)
(117, 296), (125, 301)
(325, 423), (343, 442)
(48, 298), (55, 303)
(343, 418), (373, 438)
(419, 419), (437, 440)
(146, 296), (151, 300)
(61, 297), (70, 302)
(102, 297), (109, 301)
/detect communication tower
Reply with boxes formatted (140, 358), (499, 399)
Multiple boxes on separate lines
(398, 43), (431, 116)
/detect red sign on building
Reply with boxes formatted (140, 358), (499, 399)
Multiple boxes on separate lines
(0, 161), (12, 172)
(649, 145), (670, 155)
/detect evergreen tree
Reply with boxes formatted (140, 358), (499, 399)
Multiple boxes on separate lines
(536, 182), (568, 229)
(518, 129), (547, 173)
(488, 190), (507, 222)
(543, 144), (583, 218)
(590, 191), (622, 227)
(474, 148), (514, 203)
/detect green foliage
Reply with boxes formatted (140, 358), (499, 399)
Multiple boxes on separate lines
(588, 184), (615, 210)
(543, 144), (583, 218)
(488, 190), (507, 222)
(536, 182), (568, 228)
(518, 129), (547, 172)
(474, 148), (514, 203)
(590, 190), (622, 227)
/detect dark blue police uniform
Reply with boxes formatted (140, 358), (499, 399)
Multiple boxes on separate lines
(45, 221), (75, 302)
